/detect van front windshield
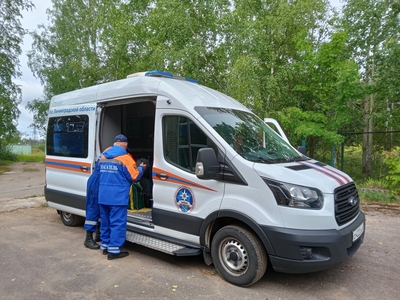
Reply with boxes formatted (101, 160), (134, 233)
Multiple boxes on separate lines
(195, 107), (305, 164)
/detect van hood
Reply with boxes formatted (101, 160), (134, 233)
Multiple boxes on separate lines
(253, 159), (353, 193)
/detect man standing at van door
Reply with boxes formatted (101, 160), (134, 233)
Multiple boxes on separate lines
(98, 134), (146, 260)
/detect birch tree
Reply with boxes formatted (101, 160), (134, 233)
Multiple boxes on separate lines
(343, 0), (400, 175)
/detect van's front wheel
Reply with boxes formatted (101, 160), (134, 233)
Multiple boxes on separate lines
(60, 211), (83, 226)
(211, 225), (267, 287)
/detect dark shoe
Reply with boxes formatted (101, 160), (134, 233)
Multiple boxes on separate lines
(102, 249), (108, 255)
(84, 239), (100, 249)
(107, 252), (129, 260)
(84, 231), (100, 250)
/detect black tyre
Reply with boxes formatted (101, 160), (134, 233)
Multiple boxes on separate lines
(60, 211), (83, 227)
(211, 225), (267, 287)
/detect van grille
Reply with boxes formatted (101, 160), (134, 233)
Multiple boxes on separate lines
(334, 182), (360, 226)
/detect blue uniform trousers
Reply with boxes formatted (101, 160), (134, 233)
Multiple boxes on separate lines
(99, 204), (127, 254)
(84, 193), (100, 232)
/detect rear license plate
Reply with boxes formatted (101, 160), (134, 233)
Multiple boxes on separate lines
(352, 222), (364, 242)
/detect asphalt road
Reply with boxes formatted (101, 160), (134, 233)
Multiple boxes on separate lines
(1, 163), (400, 299)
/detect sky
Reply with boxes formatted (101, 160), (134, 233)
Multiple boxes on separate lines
(15, 0), (343, 139)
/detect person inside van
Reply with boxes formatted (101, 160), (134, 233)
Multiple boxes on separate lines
(98, 134), (147, 260)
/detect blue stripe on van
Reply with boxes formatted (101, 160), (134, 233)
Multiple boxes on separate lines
(46, 161), (82, 170)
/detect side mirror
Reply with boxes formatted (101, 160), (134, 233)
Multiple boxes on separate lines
(297, 146), (306, 155)
(195, 148), (220, 180)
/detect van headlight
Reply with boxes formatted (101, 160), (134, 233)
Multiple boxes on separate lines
(263, 178), (324, 209)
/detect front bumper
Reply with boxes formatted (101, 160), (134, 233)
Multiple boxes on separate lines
(262, 211), (365, 273)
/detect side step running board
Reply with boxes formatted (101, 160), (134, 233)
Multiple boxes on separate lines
(126, 231), (201, 256)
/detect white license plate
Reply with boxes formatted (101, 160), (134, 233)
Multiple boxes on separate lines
(352, 222), (364, 242)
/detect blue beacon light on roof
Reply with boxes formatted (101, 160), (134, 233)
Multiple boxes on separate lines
(145, 70), (198, 83)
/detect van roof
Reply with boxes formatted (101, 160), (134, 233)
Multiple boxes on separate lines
(49, 70), (248, 112)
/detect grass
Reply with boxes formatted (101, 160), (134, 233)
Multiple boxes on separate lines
(359, 189), (400, 205)
(16, 153), (45, 162)
(0, 149), (44, 174)
(0, 161), (12, 175)
(23, 167), (41, 172)
(357, 178), (400, 205)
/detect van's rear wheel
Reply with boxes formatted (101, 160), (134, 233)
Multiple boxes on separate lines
(211, 225), (267, 287)
(60, 211), (83, 227)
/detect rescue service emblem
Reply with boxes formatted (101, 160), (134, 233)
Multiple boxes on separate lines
(175, 187), (195, 213)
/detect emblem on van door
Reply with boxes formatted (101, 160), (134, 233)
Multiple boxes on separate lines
(348, 196), (359, 206)
(175, 187), (195, 213)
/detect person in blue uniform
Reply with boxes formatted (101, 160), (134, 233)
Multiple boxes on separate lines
(98, 134), (146, 260)
(83, 158), (101, 249)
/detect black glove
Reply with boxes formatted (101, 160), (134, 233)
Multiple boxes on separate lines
(137, 158), (149, 166)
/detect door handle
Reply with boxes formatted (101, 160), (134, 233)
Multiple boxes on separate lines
(157, 172), (168, 180)
(81, 166), (89, 172)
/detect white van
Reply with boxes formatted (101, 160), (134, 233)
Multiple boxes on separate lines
(45, 70), (365, 287)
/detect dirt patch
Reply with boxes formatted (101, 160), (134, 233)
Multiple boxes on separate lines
(3, 161), (43, 173)
(361, 202), (400, 215)
(0, 162), (45, 201)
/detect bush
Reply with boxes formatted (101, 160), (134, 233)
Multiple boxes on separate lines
(0, 144), (17, 161)
(340, 145), (388, 183)
(33, 143), (45, 152)
(383, 147), (400, 194)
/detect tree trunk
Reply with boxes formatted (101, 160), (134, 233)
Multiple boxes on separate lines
(362, 94), (374, 176)
(362, 54), (375, 176)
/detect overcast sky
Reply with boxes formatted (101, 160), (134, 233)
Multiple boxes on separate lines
(15, 0), (343, 138)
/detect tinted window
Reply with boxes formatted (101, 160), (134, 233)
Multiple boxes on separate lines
(47, 115), (89, 158)
(163, 116), (216, 172)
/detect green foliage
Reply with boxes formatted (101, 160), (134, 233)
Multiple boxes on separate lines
(359, 177), (391, 190)
(0, 144), (17, 161)
(359, 189), (400, 205)
(358, 175), (400, 205)
(225, 0), (331, 115)
(383, 147), (400, 193)
(338, 144), (388, 184)
(16, 153), (45, 162)
(0, 0), (34, 141)
(25, 97), (50, 138)
(32, 143), (45, 152)
(275, 107), (345, 158)
(342, 0), (400, 175)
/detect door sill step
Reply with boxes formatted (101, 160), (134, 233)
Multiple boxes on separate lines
(126, 231), (201, 256)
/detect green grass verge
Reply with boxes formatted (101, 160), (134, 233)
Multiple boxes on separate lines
(16, 153), (45, 162)
(0, 152), (44, 174)
(359, 189), (400, 205)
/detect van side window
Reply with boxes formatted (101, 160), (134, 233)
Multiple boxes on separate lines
(163, 116), (216, 172)
(46, 115), (89, 158)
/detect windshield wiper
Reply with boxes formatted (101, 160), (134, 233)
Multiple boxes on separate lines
(239, 153), (273, 163)
(254, 156), (271, 163)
